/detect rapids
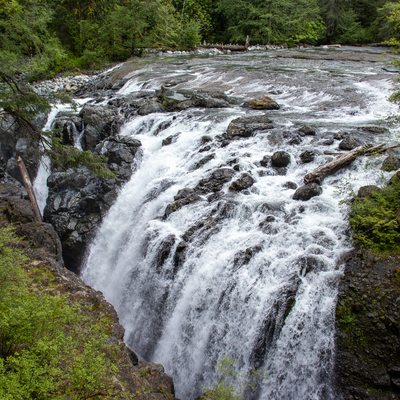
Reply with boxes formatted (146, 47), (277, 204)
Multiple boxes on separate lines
(81, 46), (399, 399)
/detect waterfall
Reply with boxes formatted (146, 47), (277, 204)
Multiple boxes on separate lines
(81, 48), (399, 399)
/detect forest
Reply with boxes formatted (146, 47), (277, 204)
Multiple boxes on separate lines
(1, 0), (400, 76)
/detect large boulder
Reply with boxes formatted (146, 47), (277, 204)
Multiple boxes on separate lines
(226, 115), (273, 139)
(381, 155), (400, 172)
(339, 136), (361, 151)
(292, 183), (322, 201)
(191, 90), (231, 108)
(229, 173), (255, 191)
(271, 151), (291, 168)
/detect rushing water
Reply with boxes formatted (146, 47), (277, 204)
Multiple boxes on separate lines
(82, 47), (399, 399)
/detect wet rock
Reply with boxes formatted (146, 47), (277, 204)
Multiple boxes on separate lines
(339, 136), (361, 150)
(201, 135), (213, 144)
(173, 241), (188, 272)
(321, 138), (334, 146)
(199, 145), (211, 153)
(229, 173), (255, 191)
(297, 255), (325, 276)
(271, 151), (291, 168)
(381, 155), (400, 172)
(282, 181), (297, 190)
(298, 125), (316, 136)
(163, 188), (202, 219)
(195, 168), (235, 193)
(111, 78), (128, 91)
(299, 150), (315, 164)
(334, 131), (347, 140)
(52, 116), (83, 146)
(162, 133), (180, 147)
(138, 98), (165, 115)
(233, 245), (262, 270)
(287, 133), (303, 145)
(260, 155), (270, 167)
(226, 115), (273, 139)
(193, 154), (215, 170)
(154, 235), (176, 269)
(154, 120), (172, 135)
(243, 96), (280, 110)
(191, 90), (230, 108)
(292, 183), (322, 201)
(359, 126), (388, 134)
(357, 185), (381, 198)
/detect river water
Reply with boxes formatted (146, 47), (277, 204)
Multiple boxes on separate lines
(81, 46), (399, 399)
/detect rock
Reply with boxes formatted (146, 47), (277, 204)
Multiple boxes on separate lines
(193, 154), (215, 170)
(199, 145), (211, 153)
(339, 136), (361, 150)
(229, 173), (255, 191)
(79, 105), (121, 151)
(45, 136), (141, 272)
(357, 185), (381, 198)
(321, 138), (334, 146)
(244, 96), (280, 110)
(260, 155), (270, 167)
(163, 188), (202, 219)
(195, 168), (236, 194)
(111, 78), (128, 91)
(287, 133), (303, 145)
(162, 133), (180, 147)
(271, 151), (291, 168)
(381, 155), (400, 172)
(154, 121), (172, 135)
(138, 98), (165, 115)
(298, 125), (316, 136)
(282, 181), (297, 190)
(299, 150), (315, 164)
(52, 116), (83, 146)
(292, 183), (322, 201)
(201, 135), (213, 144)
(191, 90), (230, 108)
(334, 131), (347, 140)
(359, 126), (388, 134)
(226, 115), (273, 139)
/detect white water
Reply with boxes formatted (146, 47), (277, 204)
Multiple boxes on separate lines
(81, 48), (399, 399)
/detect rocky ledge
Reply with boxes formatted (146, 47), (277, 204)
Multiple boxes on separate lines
(335, 250), (400, 400)
(0, 171), (177, 400)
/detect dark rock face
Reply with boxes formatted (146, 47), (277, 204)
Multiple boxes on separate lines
(226, 115), (273, 139)
(339, 136), (360, 150)
(292, 183), (322, 201)
(191, 90), (230, 108)
(52, 116), (83, 146)
(298, 125), (316, 136)
(229, 173), (255, 191)
(193, 153), (215, 170)
(381, 156), (400, 172)
(44, 136), (142, 273)
(244, 96), (280, 110)
(300, 150), (315, 164)
(271, 151), (291, 168)
(138, 98), (165, 115)
(357, 185), (381, 198)
(335, 251), (400, 400)
(0, 114), (44, 185)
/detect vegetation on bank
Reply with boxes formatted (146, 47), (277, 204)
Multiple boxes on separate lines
(0, 226), (128, 399)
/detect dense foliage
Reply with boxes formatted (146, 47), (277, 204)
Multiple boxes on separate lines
(0, 226), (127, 399)
(350, 181), (400, 253)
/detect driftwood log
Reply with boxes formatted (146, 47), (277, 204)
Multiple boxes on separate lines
(17, 156), (42, 222)
(200, 37), (249, 52)
(304, 143), (400, 185)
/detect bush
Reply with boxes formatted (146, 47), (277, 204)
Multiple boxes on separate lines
(350, 182), (400, 252)
(180, 20), (201, 49)
(0, 227), (126, 399)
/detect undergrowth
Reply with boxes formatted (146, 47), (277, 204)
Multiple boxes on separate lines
(350, 181), (400, 253)
(0, 226), (127, 399)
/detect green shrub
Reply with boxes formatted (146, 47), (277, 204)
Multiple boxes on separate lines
(0, 227), (126, 399)
(350, 182), (400, 252)
(180, 20), (201, 50)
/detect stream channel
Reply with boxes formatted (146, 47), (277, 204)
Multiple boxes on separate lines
(44, 46), (400, 399)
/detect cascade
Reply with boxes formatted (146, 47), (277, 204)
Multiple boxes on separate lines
(76, 47), (398, 399)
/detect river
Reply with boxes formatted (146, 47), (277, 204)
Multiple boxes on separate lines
(75, 46), (398, 399)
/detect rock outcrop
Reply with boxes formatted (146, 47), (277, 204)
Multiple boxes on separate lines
(335, 250), (400, 400)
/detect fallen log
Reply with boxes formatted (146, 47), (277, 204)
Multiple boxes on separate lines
(17, 156), (42, 222)
(200, 44), (248, 52)
(304, 145), (370, 185)
(304, 143), (400, 184)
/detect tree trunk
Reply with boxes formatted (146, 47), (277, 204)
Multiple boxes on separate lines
(17, 156), (42, 222)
